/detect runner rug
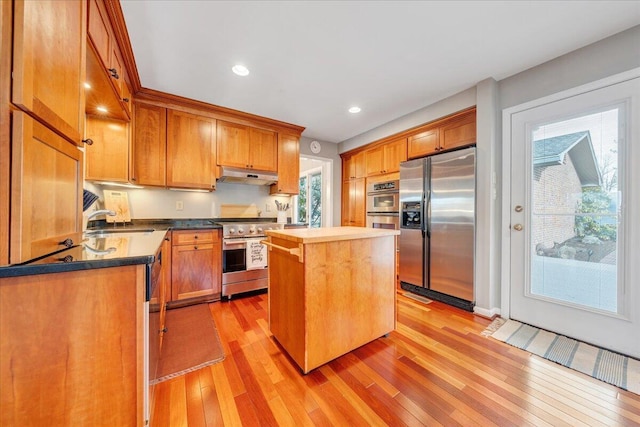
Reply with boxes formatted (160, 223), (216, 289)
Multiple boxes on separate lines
(151, 303), (225, 384)
(485, 318), (639, 395)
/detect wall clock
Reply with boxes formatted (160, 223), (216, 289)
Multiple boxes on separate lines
(310, 140), (321, 154)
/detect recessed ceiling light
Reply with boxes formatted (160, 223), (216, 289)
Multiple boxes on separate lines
(348, 106), (361, 114)
(84, 82), (91, 89)
(96, 106), (108, 113)
(232, 64), (250, 76)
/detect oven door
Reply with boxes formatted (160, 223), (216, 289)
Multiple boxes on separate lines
(222, 239), (246, 273)
(366, 213), (400, 229)
(366, 191), (399, 213)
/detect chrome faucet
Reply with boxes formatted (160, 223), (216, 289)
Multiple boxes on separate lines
(87, 209), (116, 221)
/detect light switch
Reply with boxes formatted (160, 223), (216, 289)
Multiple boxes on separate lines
(176, 201), (184, 211)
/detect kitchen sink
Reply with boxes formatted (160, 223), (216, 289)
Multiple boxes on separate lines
(84, 228), (155, 238)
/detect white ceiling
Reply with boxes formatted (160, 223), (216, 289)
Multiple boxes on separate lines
(120, 1), (639, 144)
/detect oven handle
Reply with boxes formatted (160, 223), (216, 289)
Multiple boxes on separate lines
(366, 212), (399, 216)
(260, 240), (303, 263)
(223, 240), (247, 249)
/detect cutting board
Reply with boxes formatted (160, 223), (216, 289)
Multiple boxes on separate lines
(220, 204), (259, 218)
(103, 190), (132, 223)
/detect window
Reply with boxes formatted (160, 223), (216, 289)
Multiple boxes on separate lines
(295, 168), (322, 228)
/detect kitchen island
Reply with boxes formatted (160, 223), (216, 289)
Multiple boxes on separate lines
(263, 226), (400, 374)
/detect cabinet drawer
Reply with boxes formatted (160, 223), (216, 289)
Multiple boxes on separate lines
(172, 230), (218, 246)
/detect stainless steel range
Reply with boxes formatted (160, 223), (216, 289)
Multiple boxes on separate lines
(218, 222), (285, 298)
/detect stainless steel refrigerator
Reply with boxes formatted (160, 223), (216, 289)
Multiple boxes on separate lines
(399, 147), (476, 311)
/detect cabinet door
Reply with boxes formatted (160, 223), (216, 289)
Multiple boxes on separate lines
(441, 111), (476, 151)
(171, 244), (216, 300)
(167, 110), (216, 190)
(132, 103), (166, 186)
(12, 0), (86, 145)
(11, 112), (82, 264)
(383, 138), (407, 173)
(408, 127), (439, 159)
(85, 116), (129, 182)
(342, 178), (365, 226)
(365, 146), (384, 176)
(217, 121), (249, 168)
(87, 0), (110, 70)
(270, 133), (299, 194)
(248, 128), (277, 171)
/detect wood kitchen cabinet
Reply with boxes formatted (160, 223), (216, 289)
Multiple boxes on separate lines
(341, 178), (366, 227)
(342, 151), (366, 180)
(167, 110), (217, 190)
(408, 109), (476, 158)
(270, 133), (300, 195)
(132, 103), (167, 186)
(0, 264), (147, 426)
(217, 120), (277, 172)
(12, 0), (86, 145)
(85, 115), (130, 182)
(10, 112), (83, 264)
(365, 137), (407, 176)
(170, 229), (221, 303)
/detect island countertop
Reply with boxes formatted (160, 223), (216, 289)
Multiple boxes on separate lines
(264, 226), (399, 244)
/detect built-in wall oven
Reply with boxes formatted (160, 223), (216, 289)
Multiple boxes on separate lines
(218, 222), (284, 298)
(366, 179), (400, 229)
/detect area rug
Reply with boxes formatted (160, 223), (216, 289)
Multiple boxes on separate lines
(151, 303), (225, 384)
(485, 318), (639, 395)
(401, 292), (432, 305)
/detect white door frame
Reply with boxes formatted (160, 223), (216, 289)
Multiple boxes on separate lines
(500, 67), (640, 320)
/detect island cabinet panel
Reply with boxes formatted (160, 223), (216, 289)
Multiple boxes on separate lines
(10, 112), (83, 264)
(132, 103), (167, 186)
(12, 0), (86, 145)
(85, 115), (130, 182)
(217, 121), (277, 172)
(266, 228), (397, 374)
(270, 133), (300, 195)
(170, 229), (221, 302)
(167, 110), (217, 190)
(0, 265), (146, 426)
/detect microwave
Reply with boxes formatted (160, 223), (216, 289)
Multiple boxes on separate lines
(366, 180), (399, 214)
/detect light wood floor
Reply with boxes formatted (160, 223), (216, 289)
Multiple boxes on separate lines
(151, 292), (640, 426)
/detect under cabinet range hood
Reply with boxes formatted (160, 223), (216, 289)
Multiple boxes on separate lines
(217, 166), (278, 186)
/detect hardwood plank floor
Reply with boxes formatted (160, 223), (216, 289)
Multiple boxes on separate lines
(152, 293), (640, 426)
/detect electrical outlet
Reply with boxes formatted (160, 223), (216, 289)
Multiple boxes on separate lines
(176, 201), (184, 211)
(265, 203), (271, 212)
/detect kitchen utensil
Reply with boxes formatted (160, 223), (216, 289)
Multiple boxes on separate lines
(82, 189), (99, 212)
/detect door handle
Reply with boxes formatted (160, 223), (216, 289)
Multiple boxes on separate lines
(514, 205), (523, 212)
(513, 224), (523, 231)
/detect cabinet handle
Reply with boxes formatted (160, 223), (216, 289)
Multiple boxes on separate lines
(59, 238), (74, 248)
(58, 255), (74, 263)
(160, 327), (168, 333)
(108, 68), (120, 79)
(194, 246), (198, 250)
(122, 97), (129, 103)
(82, 138), (94, 145)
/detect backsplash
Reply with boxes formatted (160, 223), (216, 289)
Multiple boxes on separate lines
(84, 182), (291, 220)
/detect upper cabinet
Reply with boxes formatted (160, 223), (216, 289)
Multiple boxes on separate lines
(132, 103), (167, 187)
(342, 151), (366, 180)
(12, 0), (86, 145)
(365, 137), (407, 176)
(270, 133), (300, 195)
(167, 110), (217, 190)
(85, 115), (130, 183)
(408, 109), (476, 159)
(217, 121), (277, 172)
(86, 0), (130, 120)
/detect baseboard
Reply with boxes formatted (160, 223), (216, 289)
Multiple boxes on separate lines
(473, 306), (501, 319)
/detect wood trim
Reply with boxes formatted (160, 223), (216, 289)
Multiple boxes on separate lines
(135, 88), (306, 136)
(340, 106), (476, 158)
(104, 0), (141, 92)
(0, 0), (11, 265)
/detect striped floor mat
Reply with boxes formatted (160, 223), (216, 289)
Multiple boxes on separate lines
(487, 319), (639, 395)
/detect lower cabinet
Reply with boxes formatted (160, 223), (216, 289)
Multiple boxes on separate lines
(0, 265), (147, 426)
(170, 229), (221, 304)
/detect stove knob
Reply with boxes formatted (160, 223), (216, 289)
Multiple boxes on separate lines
(237, 227), (244, 234)
(229, 228), (236, 234)
(257, 226), (263, 233)
(248, 227), (256, 234)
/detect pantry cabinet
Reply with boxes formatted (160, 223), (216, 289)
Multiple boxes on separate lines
(12, 0), (86, 145)
(270, 133), (300, 195)
(10, 112), (83, 264)
(170, 229), (221, 303)
(342, 151), (366, 180)
(365, 137), (407, 176)
(167, 110), (217, 190)
(217, 121), (277, 172)
(84, 115), (130, 183)
(341, 178), (365, 227)
(132, 103), (166, 187)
